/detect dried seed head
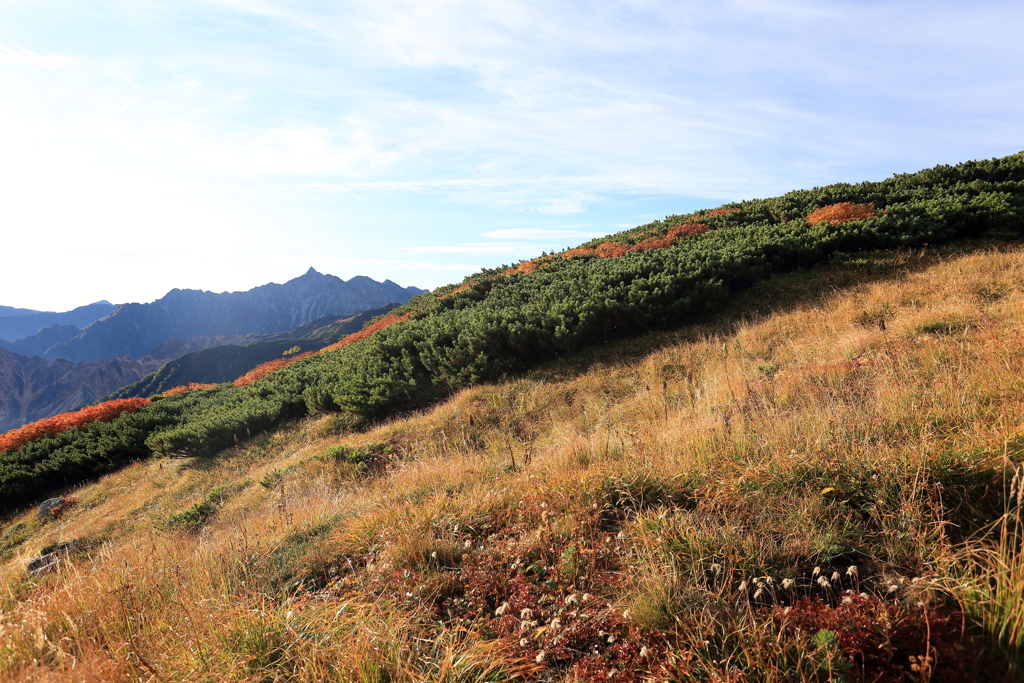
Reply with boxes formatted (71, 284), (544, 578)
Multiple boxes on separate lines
(566, 593), (580, 605)
(738, 581), (748, 593)
(535, 651), (546, 663)
(753, 588), (764, 601)
(520, 608), (534, 620)
(639, 646), (650, 658)
(842, 595), (853, 604)
(520, 637), (529, 647)
(831, 571), (841, 584)
(887, 584), (899, 594)
(495, 602), (509, 616)
(782, 578), (796, 590)
(812, 566), (821, 578)
(621, 609), (632, 620)
(817, 576), (831, 589)
(607, 634), (616, 644)
(846, 565), (858, 577)
(710, 563), (722, 575)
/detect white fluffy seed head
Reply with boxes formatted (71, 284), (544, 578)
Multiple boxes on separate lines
(847, 565), (858, 577)
(812, 566), (821, 578)
(817, 576), (831, 589)
(782, 578), (796, 590)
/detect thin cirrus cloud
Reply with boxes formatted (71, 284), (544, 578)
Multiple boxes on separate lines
(0, 43), (78, 70)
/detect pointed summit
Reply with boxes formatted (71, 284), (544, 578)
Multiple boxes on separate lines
(302, 267), (321, 277)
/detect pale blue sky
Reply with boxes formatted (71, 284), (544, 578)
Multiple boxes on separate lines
(1, 0), (1022, 311)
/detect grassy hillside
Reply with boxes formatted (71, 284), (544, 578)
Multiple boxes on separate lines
(2, 240), (1023, 680)
(2, 153), (1023, 512)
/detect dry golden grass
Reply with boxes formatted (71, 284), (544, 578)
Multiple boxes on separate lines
(3, 241), (1024, 680)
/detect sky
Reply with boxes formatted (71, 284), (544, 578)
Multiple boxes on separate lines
(1, 1), (1022, 312)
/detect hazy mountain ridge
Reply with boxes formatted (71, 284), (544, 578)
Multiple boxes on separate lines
(0, 305), (41, 317)
(0, 302), (115, 343)
(39, 270), (425, 363)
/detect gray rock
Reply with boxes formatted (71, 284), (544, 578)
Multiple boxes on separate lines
(36, 497), (65, 520)
(26, 550), (65, 575)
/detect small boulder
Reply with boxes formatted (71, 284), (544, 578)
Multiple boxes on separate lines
(37, 498), (65, 520)
(25, 540), (77, 576)
(26, 551), (65, 575)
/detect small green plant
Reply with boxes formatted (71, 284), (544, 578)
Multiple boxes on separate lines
(316, 443), (394, 475)
(282, 345), (302, 357)
(166, 484), (234, 532)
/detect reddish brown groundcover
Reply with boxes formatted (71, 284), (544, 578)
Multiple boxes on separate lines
(806, 202), (877, 225)
(161, 383), (219, 397)
(0, 397), (151, 453)
(234, 351), (317, 387)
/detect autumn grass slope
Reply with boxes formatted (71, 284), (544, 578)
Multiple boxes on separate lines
(1, 240), (1023, 681)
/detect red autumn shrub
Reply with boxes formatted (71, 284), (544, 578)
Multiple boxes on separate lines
(0, 398), (151, 453)
(234, 351), (317, 387)
(161, 383), (219, 397)
(806, 202), (877, 226)
(318, 313), (413, 355)
(595, 241), (630, 258)
(504, 260), (541, 275)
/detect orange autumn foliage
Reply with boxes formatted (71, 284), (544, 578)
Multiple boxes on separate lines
(440, 285), (471, 299)
(0, 398), (151, 453)
(233, 351), (317, 387)
(806, 202), (877, 226)
(504, 260), (541, 276)
(561, 224), (711, 260)
(630, 223), (712, 252)
(318, 313), (413, 354)
(161, 383), (219, 397)
(704, 208), (739, 216)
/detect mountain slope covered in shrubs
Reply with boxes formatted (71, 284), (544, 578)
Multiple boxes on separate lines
(1, 153), (1022, 512)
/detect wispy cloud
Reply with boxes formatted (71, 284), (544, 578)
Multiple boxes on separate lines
(0, 44), (78, 70)
(404, 243), (532, 255)
(484, 228), (606, 240)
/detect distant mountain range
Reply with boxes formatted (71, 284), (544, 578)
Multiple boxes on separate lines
(0, 302), (115, 344)
(3, 269), (426, 364)
(0, 271), (427, 432)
